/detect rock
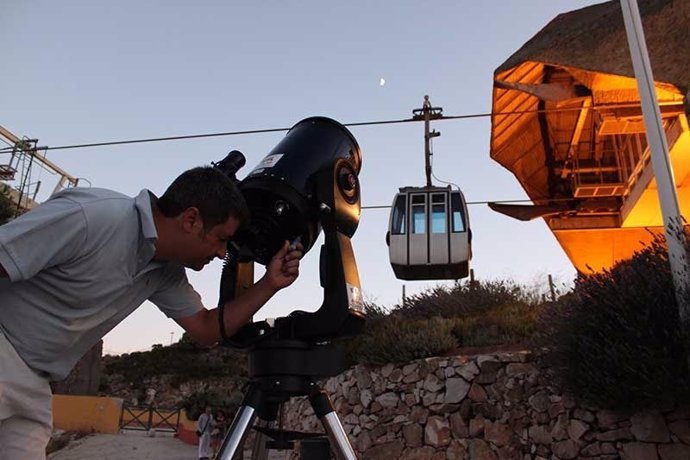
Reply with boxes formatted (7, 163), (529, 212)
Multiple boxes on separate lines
(496, 445), (521, 460)
(360, 389), (373, 409)
(470, 417), (486, 437)
(355, 430), (372, 453)
(376, 392), (400, 409)
(402, 423), (423, 448)
(485, 421), (513, 447)
(658, 444), (690, 460)
(410, 406), (429, 424)
(568, 419), (589, 441)
(476, 360), (503, 385)
(597, 410), (629, 429)
(630, 411), (670, 443)
(552, 440), (581, 459)
(447, 440), (467, 460)
(620, 442), (659, 460)
(456, 361), (480, 381)
(362, 440), (404, 460)
(505, 363), (534, 377)
(468, 439), (497, 460)
(595, 427), (633, 442)
(423, 374), (444, 392)
(468, 384), (488, 402)
(527, 391), (550, 413)
(528, 425), (552, 445)
(450, 412), (469, 438)
(573, 408), (595, 423)
(445, 378), (471, 404)
(400, 446), (437, 460)
(424, 416), (451, 448)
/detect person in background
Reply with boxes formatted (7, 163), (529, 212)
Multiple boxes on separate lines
(0, 165), (303, 458)
(211, 409), (228, 456)
(196, 406), (215, 460)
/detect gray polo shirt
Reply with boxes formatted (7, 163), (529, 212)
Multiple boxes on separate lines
(0, 188), (204, 380)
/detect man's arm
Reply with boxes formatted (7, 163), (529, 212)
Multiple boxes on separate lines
(175, 241), (302, 345)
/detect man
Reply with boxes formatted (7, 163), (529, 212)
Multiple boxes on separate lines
(196, 406), (215, 460)
(0, 166), (303, 459)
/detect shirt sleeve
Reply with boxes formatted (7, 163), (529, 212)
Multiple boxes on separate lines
(149, 265), (205, 318)
(0, 195), (87, 281)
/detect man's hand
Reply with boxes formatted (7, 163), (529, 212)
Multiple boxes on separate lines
(175, 240), (304, 346)
(263, 240), (303, 290)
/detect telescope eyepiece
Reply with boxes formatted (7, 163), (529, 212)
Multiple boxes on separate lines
(213, 150), (246, 182)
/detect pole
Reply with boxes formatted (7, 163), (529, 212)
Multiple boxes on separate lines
(423, 96), (432, 187)
(548, 274), (556, 303)
(620, 0), (689, 321)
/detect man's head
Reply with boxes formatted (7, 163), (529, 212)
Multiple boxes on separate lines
(155, 166), (250, 270)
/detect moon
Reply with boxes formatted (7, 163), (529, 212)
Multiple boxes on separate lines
(379, 77), (386, 86)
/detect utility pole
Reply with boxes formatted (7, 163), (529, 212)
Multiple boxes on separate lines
(412, 96), (443, 186)
(620, 0), (689, 322)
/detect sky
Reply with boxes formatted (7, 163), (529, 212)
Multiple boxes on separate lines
(1, 0), (606, 355)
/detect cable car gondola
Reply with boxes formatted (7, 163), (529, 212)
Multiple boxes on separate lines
(387, 185), (471, 280)
(385, 96), (472, 281)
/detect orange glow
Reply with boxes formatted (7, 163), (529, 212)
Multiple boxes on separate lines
(553, 227), (662, 273)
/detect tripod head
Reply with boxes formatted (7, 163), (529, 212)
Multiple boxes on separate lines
(215, 117), (365, 352)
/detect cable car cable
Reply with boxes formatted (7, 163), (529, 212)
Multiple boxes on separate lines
(0, 101), (675, 154)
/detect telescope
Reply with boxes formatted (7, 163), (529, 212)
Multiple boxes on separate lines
(212, 117), (364, 459)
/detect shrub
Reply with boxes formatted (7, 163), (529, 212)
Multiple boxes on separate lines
(348, 315), (457, 367)
(180, 388), (244, 421)
(451, 302), (544, 348)
(396, 279), (539, 320)
(539, 231), (690, 410)
(102, 334), (248, 392)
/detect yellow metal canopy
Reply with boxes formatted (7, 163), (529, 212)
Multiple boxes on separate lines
(489, 0), (690, 273)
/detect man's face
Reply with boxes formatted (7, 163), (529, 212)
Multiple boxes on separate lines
(184, 212), (241, 271)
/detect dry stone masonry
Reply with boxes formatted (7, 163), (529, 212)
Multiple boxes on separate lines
(281, 351), (690, 459)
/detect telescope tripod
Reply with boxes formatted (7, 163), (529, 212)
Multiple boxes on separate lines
(215, 341), (357, 460)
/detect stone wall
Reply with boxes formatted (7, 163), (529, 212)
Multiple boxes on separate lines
(281, 351), (690, 459)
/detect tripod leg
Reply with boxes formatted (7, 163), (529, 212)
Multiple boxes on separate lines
(216, 385), (263, 460)
(309, 390), (357, 460)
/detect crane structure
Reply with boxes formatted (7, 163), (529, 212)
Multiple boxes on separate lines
(0, 125), (78, 214)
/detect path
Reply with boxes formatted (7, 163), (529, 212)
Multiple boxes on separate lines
(48, 431), (197, 460)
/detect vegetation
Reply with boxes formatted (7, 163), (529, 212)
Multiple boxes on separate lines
(0, 184), (16, 225)
(101, 333), (247, 393)
(539, 229), (690, 410)
(179, 387), (245, 421)
(346, 280), (546, 366)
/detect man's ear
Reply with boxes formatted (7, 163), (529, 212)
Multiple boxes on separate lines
(181, 207), (202, 233)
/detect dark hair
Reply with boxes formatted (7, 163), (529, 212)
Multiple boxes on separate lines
(157, 166), (249, 231)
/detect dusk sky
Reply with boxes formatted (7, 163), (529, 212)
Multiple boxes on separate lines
(2, 0), (606, 354)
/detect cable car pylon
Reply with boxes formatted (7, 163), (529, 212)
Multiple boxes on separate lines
(386, 96), (472, 281)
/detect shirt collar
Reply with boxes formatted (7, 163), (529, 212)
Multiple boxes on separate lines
(134, 189), (158, 241)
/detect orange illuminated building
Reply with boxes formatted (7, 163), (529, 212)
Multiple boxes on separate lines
(489, 0), (689, 273)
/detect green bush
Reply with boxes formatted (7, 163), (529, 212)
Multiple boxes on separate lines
(180, 388), (244, 421)
(102, 334), (248, 392)
(539, 231), (690, 410)
(348, 315), (457, 367)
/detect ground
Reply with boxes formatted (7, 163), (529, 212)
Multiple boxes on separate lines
(48, 431), (292, 459)
(48, 431), (197, 460)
